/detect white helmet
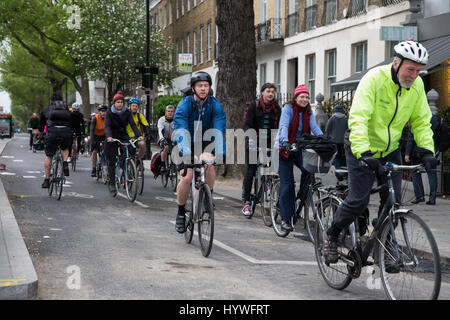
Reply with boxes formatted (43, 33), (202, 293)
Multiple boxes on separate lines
(72, 103), (81, 110)
(394, 39), (428, 65)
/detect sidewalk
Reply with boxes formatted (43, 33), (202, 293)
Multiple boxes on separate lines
(0, 138), (38, 299)
(214, 169), (450, 264)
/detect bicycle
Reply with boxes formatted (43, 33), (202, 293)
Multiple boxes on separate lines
(94, 141), (106, 183)
(70, 133), (80, 172)
(245, 147), (275, 227)
(107, 139), (138, 202)
(270, 142), (334, 242)
(181, 159), (222, 257)
(48, 137), (66, 200)
(160, 141), (178, 192)
(130, 138), (145, 196)
(314, 162), (441, 300)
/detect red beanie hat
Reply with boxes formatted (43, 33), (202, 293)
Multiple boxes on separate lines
(113, 91), (124, 102)
(294, 84), (310, 97)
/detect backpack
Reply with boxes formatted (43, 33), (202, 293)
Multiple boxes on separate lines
(150, 152), (162, 178)
(436, 118), (450, 153)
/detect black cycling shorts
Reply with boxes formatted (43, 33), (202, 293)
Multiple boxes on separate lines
(45, 127), (72, 157)
(91, 136), (105, 152)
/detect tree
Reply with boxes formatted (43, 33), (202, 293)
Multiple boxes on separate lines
(64, 0), (177, 104)
(215, 0), (257, 176)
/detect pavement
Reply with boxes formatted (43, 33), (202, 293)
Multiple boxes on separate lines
(0, 138), (38, 299)
(0, 135), (448, 299)
(213, 166), (450, 265)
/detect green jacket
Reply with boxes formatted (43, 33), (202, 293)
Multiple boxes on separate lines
(349, 63), (434, 159)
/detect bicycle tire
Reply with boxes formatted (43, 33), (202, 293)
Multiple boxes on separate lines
(260, 176), (273, 227)
(197, 185), (214, 257)
(48, 161), (55, 196)
(314, 197), (353, 290)
(96, 163), (101, 181)
(125, 158), (138, 202)
(136, 158), (145, 195)
(56, 158), (64, 200)
(379, 211), (441, 300)
(269, 180), (289, 237)
(184, 190), (194, 244)
(172, 163), (178, 192)
(161, 168), (169, 188)
(300, 188), (320, 245)
(102, 159), (108, 185)
(108, 164), (119, 197)
(71, 141), (77, 172)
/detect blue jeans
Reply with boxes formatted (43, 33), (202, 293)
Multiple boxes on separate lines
(412, 169), (437, 202)
(278, 151), (311, 222)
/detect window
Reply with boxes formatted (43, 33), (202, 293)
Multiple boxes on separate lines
(164, 6), (167, 28)
(186, 33), (190, 54)
(325, 0), (337, 24)
(351, 0), (368, 16)
(200, 25), (204, 63)
(386, 40), (399, 59)
(207, 22), (212, 61)
(187, 0), (190, 12)
(354, 42), (367, 73)
(181, 37), (184, 54)
(306, 54), (316, 103)
(325, 49), (336, 98)
(176, 0), (179, 19)
(261, 0), (268, 23)
(305, 0), (317, 30)
(260, 63), (267, 86)
(193, 31), (197, 65)
(274, 60), (281, 92)
(181, 0), (184, 16)
(169, 1), (173, 24)
(193, 0), (197, 7)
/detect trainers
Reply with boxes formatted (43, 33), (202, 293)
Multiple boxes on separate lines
(281, 220), (294, 232)
(63, 161), (70, 176)
(241, 201), (251, 217)
(323, 235), (339, 264)
(109, 182), (117, 196)
(41, 179), (50, 189)
(411, 197), (425, 204)
(175, 213), (186, 233)
(91, 168), (96, 177)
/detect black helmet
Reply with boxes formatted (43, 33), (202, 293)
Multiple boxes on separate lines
(190, 71), (212, 88)
(97, 104), (108, 111)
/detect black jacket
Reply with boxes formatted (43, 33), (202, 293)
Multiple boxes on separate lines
(39, 100), (72, 131)
(70, 111), (85, 135)
(243, 99), (281, 146)
(105, 107), (140, 140)
(28, 117), (40, 129)
(325, 112), (348, 144)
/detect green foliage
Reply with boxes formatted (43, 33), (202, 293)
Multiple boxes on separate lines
(322, 97), (352, 117)
(438, 106), (450, 124)
(153, 95), (182, 119)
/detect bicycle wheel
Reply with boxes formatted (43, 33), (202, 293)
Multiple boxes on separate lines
(172, 163), (179, 193)
(314, 197), (353, 290)
(108, 164), (119, 197)
(101, 157), (108, 185)
(71, 141), (77, 172)
(96, 163), (102, 181)
(125, 158), (138, 202)
(184, 189), (194, 244)
(260, 176), (273, 227)
(161, 166), (168, 188)
(297, 188), (319, 245)
(48, 162), (55, 196)
(247, 175), (258, 219)
(56, 158), (64, 200)
(270, 180), (289, 237)
(379, 211), (441, 300)
(197, 185), (214, 257)
(136, 158), (145, 195)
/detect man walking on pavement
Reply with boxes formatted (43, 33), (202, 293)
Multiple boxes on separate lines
(325, 105), (348, 168)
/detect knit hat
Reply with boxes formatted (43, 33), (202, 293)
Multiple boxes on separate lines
(333, 104), (344, 113)
(294, 84), (310, 97)
(113, 91), (124, 102)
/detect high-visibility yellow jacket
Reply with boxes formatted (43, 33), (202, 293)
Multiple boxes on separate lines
(349, 63), (434, 159)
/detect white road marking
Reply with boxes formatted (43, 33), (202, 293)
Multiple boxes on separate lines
(155, 196), (178, 203)
(0, 172), (16, 176)
(1, 156), (14, 158)
(13, 159), (23, 162)
(26, 171), (41, 174)
(23, 176), (37, 179)
(169, 221), (317, 266)
(117, 192), (150, 208)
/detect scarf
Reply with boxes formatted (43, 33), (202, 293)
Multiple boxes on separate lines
(111, 105), (127, 114)
(280, 103), (311, 158)
(259, 96), (278, 115)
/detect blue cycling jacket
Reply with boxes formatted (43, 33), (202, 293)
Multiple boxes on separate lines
(173, 95), (227, 156)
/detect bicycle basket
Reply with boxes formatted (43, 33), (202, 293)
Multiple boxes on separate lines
(302, 148), (335, 173)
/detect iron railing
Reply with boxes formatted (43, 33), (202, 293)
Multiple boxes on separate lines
(255, 18), (283, 44)
(285, 12), (299, 37)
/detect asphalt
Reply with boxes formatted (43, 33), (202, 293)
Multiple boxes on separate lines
(0, 135), (449, 299)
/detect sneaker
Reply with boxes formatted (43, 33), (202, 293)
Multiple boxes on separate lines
(281, 220), (294, 232)
(426, 200), (436, 205)
(91, 168), (96, 177)
(175, 213), (186, 233)
(241, 201), (251, 217)
(323, 235), (339, 264)
(41, 179), (50, 189)
(67, 157), (71, 163)
(411, 197), (425, 204)
(63, 161), (70, 176)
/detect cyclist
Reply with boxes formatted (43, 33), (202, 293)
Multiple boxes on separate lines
(241, 83), (281, 216)
(125, 98), (149, 166)
(39, 94), (73, 188)
(157, 105), (175, 172)
(324, 40), (438, 264)
(173, 71), (226, 233)
(89, 105), (107, 177)
(69, 103), (85, 160)
(28, 113), (40, 150)
(104, 91), (142, 194)
(275, 84), (323, 232)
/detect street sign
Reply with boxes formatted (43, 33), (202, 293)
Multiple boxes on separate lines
(178, 54), (193, 73)
(380, 26), (418, 41)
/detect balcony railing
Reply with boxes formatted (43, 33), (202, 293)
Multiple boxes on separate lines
(255, 18), (283, 44)
(349, 0), (368, 17)
(285, 12), (298, 38)
(382, 0), (406, 5)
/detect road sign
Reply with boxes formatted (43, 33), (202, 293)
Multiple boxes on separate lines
(178, 54), (193, 73)
(380, 26), (418, 41)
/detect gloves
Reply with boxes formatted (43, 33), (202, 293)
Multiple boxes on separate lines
(359, 152), (380, 171)
(281, 141), (291, 153)
(417, 148), (438, 171)
(158, 138), (166, 148)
